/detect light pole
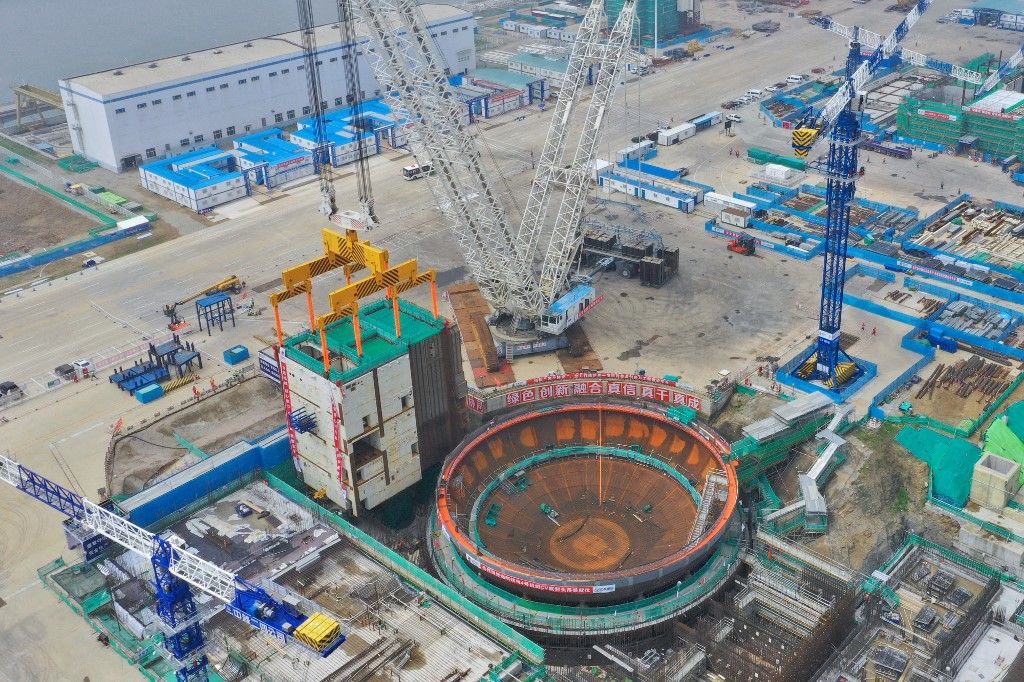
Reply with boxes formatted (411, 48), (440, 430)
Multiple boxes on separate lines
(654, 0), (659, 60)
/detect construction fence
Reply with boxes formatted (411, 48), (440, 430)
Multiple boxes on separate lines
(36, 558), (186, 682)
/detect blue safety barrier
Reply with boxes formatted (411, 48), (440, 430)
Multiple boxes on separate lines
(704, 220), (822, 260)
(892, 134), (948, 152)
(732, 192), (773, 210)
(903, 194), (970, 240)
(845, 294), (925, 327)
(776, 346), (879, 403)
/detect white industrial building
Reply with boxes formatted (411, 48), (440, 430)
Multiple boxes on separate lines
(58, 4), (476, 173)
(507, 53), (592, 89)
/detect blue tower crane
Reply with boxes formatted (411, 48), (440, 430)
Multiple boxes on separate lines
(0, 453), (345, 682)
(812, 15), (1024, 96)
(791, 0), (933, 388)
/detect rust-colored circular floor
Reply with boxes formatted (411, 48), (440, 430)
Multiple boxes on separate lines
(437, 401), (737, 604)
(477, 455), (697, 575)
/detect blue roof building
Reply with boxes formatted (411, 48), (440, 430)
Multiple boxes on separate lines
(233, 129), (314, 188)
(139, 146), (249, 212)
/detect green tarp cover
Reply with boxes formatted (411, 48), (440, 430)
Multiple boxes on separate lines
(983, 401), (1024, 484)
(897, 425), (981, 506)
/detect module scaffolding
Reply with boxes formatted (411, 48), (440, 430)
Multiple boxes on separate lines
(195, 292), (236, 336)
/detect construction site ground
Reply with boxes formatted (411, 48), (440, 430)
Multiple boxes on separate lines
(108, 377), (284, 495)
(901, 352), (1021, 429)
(6, 0), (1024, 677)
(710, 388), (783, 444)
(0, 172), (98, 255)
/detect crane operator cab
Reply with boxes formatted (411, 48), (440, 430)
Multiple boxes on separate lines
(537, 284), (601, 335)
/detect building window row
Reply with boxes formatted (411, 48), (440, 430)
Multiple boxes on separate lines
(113, 29), (468, 119)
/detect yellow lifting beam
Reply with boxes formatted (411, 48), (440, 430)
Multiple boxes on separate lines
(313, 259), (437, 373)
(269, 227), (439, 376)
(270, 227), (390, 346)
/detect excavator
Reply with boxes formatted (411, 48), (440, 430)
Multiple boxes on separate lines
(162, 275), (246, 327)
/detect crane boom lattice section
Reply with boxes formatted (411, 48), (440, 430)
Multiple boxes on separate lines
(537, 0), (637, 302)
(513, 0), (607, 269)
(353, 0), (540, 319)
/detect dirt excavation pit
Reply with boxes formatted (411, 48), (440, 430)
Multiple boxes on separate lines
(108, 378), (284, 496)
(0, 173), (97, 254)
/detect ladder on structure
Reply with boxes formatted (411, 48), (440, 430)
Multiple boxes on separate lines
(688, 470), (729, 545)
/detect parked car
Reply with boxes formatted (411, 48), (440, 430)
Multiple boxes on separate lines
(812, 67), (827, 74)
(727, 114), (743, 122)
(0, 381), (22, 398)
(765, 85), (780, 93)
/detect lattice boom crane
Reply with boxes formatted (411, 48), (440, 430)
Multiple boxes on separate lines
(350, 0), (637, 335)
(0, 453), (345, 682)
(791, 0), (932, 387)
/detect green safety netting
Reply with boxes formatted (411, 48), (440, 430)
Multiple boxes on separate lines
(747, 147), (806, 171)
(896, 426), (981, 506)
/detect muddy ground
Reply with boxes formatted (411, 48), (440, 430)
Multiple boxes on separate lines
(108, 377), (284, 495)
(0, 173), (96, 256)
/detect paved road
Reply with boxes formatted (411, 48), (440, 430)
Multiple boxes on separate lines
(5, 1), (1024, 679)
(5, 0), (1020, 394)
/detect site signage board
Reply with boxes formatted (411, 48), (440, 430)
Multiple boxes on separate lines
(500, 377), (701, 411)
(918, 109), (958, 122)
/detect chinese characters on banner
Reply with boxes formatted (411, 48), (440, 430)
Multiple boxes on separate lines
(471, 555), (615, 594)
(472, 373), (702, 412)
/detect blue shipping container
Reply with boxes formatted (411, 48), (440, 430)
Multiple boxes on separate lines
(223, 345), (251, 365)
(136, 383), (164, 404)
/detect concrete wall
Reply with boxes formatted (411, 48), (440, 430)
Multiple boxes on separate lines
(285, 347), (425, 516)
(971, 453), (1022, 510)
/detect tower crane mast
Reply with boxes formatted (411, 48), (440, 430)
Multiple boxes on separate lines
(792, 0), (932, 387)
(0, 453), (345, 682)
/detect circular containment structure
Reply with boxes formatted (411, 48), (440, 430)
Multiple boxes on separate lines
(429, 401), (744, 638)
